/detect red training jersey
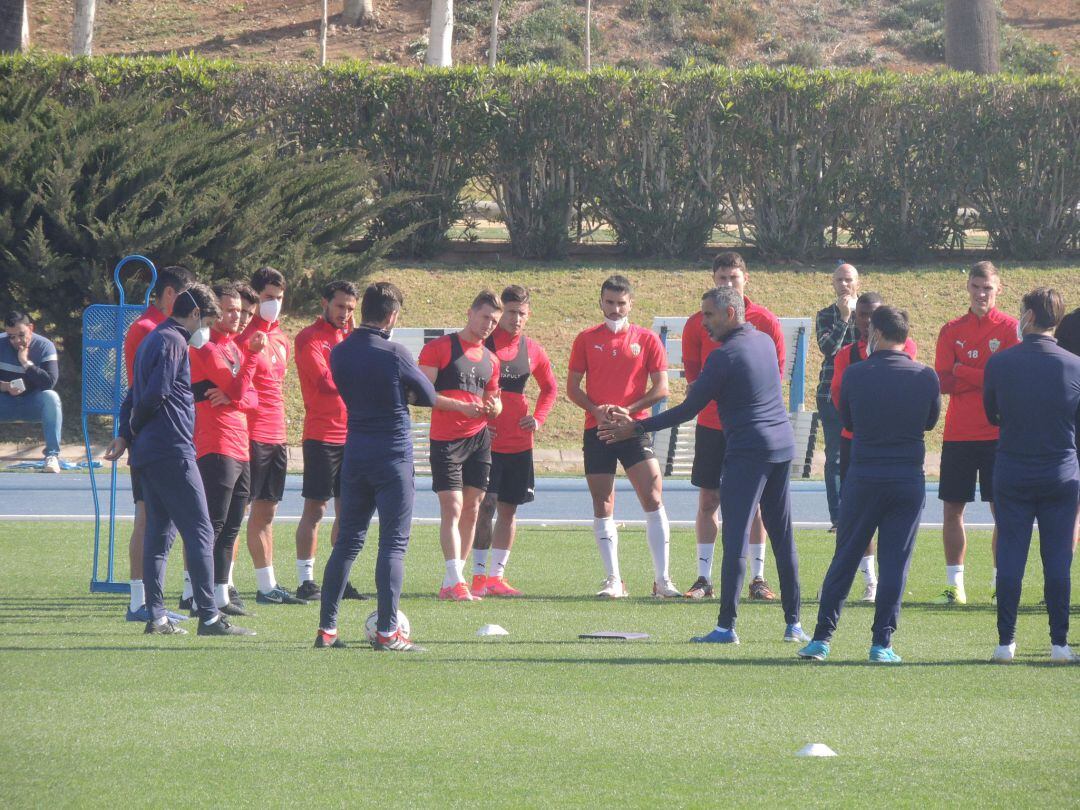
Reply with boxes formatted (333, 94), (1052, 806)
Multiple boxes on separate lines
(568, 323), (667, 430)
(237, 315), (289, 445)
(934, 308), (1019, 442)
(189, 329), (260, 460)
(123, 303), (167, 387)
(295, 318), (348, 445)
(682, 296), (785, 431)
(418, 333), (500, 442)
(832, 338), (918, 439)
(484, 327), (558, 454)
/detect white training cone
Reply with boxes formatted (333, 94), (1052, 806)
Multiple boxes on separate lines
(477, 624), (509, 637)
(796, 743), (837, 758)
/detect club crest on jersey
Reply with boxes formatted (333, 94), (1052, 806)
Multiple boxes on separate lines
(630, 343), (641, 356)
(988, 338), (1001, 352)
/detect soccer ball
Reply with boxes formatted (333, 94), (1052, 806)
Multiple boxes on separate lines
(363, 609), (411, 642)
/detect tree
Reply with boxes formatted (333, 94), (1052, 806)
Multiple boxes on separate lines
(426, 0), (453, 66)
(342, 0), (373, 26)
(0, 0), (29, 53)
(584, 0), (591, 71)
(488, 0), (501, 67)
(945, 0), (999, 74)
(72, 0), (95, 56)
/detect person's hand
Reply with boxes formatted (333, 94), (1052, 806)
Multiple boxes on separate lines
(103, 437), (128, 461)
(837, 294), (857, 320)
(15, 343), (30, 367)
(483, 394), (503, 418)
(5, 381), (24, 397)
(605, 408), (633, 425)
(518, 415), (538, 433)
(206, 388), (232, 407)
(459, 400), (484, 418)
(592, 403), (618, 425)
(247, 331), (267, 354)
(0, 381), (7, 394)
(597, 421), (637, 444)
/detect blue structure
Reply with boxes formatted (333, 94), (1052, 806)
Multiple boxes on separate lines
(82, 256), (157, 594)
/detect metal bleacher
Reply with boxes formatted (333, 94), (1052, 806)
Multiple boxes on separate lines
(650, 316), (819, 479)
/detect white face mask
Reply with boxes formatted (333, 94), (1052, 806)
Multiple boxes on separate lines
(1016, 312), (1029, 341)
(188, 326), (210, 349)
(604, 316), (628, 333)
(866, 333), (878, 356)
(259, 299), (282, 323)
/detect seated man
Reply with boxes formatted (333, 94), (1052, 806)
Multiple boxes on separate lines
(0, 311), (62, 473)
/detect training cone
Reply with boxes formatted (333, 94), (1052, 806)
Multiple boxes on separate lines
(796, 743), (837, 758)
(477, 624), (509, 637)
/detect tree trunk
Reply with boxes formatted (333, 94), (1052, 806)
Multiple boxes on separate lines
(342, 0), (372, 26)
(584, 0), (591, 71)
(945, 0), (999, 74)
(319, 0), (327, 66)
(426, 0), (453, 66)
(0, 0), (29, 53)
(488, 0), (500, 68)
(72, 0), (96, 55)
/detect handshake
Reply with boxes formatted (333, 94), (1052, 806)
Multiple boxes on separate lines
(594, 404), (639, 444)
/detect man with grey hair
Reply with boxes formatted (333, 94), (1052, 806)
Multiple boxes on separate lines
(600, 287), (805, 645)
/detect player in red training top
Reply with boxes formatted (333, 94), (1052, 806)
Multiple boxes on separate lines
(829, 291), (918, 603)
(680, 252), (786, 602)
(235, 266), (306, 606)
(292, 280), (366, 603)
(568, 275), (680, 599)
(933, 262), (1018, 605)
(120, 265), (194, 623)
(471, 285), (558, 597)
(418, 290), (503, 602)
(189, 282), (265, 617)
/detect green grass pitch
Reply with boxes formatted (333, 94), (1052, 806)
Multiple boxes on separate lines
(1, 521), (1076, 807)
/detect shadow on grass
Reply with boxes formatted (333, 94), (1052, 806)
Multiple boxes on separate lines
(428, 655), (1022, 668)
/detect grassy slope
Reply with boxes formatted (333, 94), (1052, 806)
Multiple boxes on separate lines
(1, 521), (1077, 807)
(278, 259), (1080, 454)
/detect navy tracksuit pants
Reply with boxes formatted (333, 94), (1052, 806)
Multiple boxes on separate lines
(993, 470), (1078, 648)
(137, 457), (218, 623)
(814, 474), (923, 648)
(319, 454), (414, 635)
(717, 457), (800, 629)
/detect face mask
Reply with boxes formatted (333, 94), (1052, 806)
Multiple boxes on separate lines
(188, 326), (210, 349)
(605, 316), (628, 333)
(866, 333), (878, 355)
(1016, 313), (1029, 341)
(259, 299), (282, 323)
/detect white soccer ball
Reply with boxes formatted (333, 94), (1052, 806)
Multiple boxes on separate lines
(363, 609), (411, 642)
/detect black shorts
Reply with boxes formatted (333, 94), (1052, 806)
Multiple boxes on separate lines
(301, 439), (344, 502)
(249, 440), (288, 503)
(582, 427), (655, 476)
(196, 453), (250, 520)
(431, 430), (492, 493)
(938, 440), (997, 503)
(839, 436), (852, 484)
(131, 466), (143, 504)
(691, 425), (727, 490)
(489, 450), (536, 506)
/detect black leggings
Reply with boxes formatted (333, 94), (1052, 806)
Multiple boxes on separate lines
(196, 454), (250, 585)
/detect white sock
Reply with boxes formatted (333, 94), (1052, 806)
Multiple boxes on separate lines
(255, 565), (277, 594)
(181, 571), (194, 601)
(214, 583), (229, 608)
(129, 579), (145, 611)
(946, 564), (964, 588)
(154, 615), (169, 626)
(491, 548), (511, 578)
(202, 614), (219, 626)
(860, 555), (878, 586)
(991, 567), (998, 589)
(696, 543), (714, 580)
(227, 561), (235, 588)
(749, 543), (766, 580)
(455, 559), (466, 583)
(593, 517), (620, 580)
(472, 548), (489, 577)
(644, 506), (671, 582)
(296, 558), (315, 585)
(443, 559), (465, 588)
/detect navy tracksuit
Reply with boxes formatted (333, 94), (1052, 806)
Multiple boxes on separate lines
(984, 334), (1080, 648)
(641, 323), (800, 629)
(119, 319), (218, 623)
(813, 350), (940, 648)
(318, 326), (437, 635)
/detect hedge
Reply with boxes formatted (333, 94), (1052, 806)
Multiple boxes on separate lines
(1, 55), (1077, 261)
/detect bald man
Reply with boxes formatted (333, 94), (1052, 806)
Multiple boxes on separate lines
(815, 263), (860, 531)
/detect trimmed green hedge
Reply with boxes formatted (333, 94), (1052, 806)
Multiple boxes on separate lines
(1, 55), (1077, 260)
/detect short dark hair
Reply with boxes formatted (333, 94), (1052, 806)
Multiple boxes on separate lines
(235, 282), (258, 308)
(870, 306), (909, 343)
(712, 251), (746, 274)
(1022, 287), (1065, 330)
(323, 280), (359, 302)
(4, 311), (31, 328)
(212, 282), (241, 303)
(470, 290), (503, 312)
(153, 266), (194, 301)
(600, 275), (632, 297)
(969, 261), (999, 282)
(501, 285), (530, 305)
(856, 291), (883, 308)
(172, 282), (220, 319)
(360, 281), (404, 324)
(1054, 308), (1080, 357)
(251, 266), (286, 292)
